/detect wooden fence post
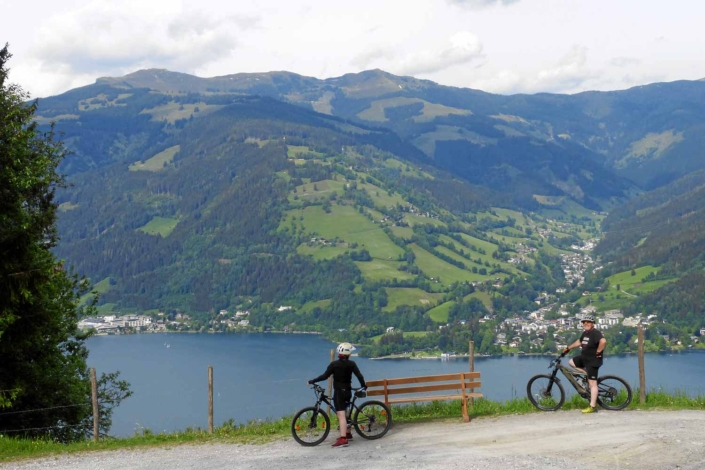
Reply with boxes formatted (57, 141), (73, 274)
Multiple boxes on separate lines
(208, 365), (214, 433)
(469, 341), (475, 409)
(638, 327), (646, 404)
(327, 349), (334, 412)
(90, 368), (99, 442)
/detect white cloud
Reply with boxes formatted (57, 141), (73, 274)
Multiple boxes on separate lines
(609, 57), (641, 68)
(447, 0), (520, 9)
(353, 32), (484, 76)
(469, 45), (597, 94)
(30, 0), (253, 77)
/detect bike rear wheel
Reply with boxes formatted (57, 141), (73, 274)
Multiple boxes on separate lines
(596, 375), (632, 410)
(291, 406), (330, 446)
(353, 400), (392, 440)
(527, 374), (565, 411)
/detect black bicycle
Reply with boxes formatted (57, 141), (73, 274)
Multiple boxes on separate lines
(291, 384), (392, 446)
(527, 353), (632, 411)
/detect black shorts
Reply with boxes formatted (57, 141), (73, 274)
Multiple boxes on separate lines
(333, 388), (352, 412)
(573, 356), (601, 380)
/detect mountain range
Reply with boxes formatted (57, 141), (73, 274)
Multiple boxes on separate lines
(32, 68), (705, 337)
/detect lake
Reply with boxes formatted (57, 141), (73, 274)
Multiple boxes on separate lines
(86, 333), (705, 437)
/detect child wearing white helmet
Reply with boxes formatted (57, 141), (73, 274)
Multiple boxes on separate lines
(308, 342), (366, 447)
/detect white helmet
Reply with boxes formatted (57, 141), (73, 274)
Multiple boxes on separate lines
(337, 342), (353, 356)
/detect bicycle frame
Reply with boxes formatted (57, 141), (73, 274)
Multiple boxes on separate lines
(310, 385), (365, 423)
(548, 357), (589, 398)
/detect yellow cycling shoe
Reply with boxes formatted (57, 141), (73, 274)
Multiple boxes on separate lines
(581, 406), (598, 414)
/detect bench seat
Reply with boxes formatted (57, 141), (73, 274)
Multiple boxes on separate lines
(386, 392), (483, 405)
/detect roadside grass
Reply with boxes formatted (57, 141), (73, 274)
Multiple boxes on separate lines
(2, 389), (703, 463)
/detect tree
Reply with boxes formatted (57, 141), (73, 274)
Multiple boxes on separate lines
(0, 44), (130, 441)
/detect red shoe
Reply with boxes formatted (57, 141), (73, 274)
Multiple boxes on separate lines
(332, 437), (348, 447)
(346, 432), (353, 440)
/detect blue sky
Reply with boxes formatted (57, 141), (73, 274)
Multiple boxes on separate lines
(2, 0), (704, 98)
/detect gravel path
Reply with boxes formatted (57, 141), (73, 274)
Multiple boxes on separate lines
(4, 410), (705, 470)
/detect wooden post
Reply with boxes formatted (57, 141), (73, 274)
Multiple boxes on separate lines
(468, 341), (475, 409)
(90, 368), (99, 442)
(460, 372), (469, 423)
(638, 327), (646, 404)
(208, 365), (214, 433)
(327, 349), (334, 413)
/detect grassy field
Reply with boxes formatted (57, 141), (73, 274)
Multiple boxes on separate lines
(370, 330), (431, 343)
(404, 214), (446, 227)
(137, 217), (179, 237)
(357, 181), (406, 208)
(79, 277), (112, 306)
(140, 102), (224, 123)
(286, 145), (325, 158)
(296, 244), (348, 260)
(129, 145), (180, 172)
(299, 299), (331, 314)
(58, 202), (80, 212)
(410, 244), (482, 285)
(456, 233), (498, 255)
(580, 266), (677, 311)
(355, 260), (415, 282)
(427, 300), (455, 322)
(390, 226), (414, 240)
(290, 205), (404, 260)
(383, 288), (443, 312)
(464, 291), (495, 310)
(289, 179), (345, 203)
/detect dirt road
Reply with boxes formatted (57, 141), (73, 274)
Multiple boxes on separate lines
(4, 410), (705, 470)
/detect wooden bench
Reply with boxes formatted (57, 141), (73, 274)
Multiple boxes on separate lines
(365, 372), (483, 422)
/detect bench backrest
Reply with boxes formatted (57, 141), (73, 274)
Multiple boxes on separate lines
(366, 372), (481, 397)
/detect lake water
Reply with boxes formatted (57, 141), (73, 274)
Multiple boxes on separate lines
(87, 333), (705, 437)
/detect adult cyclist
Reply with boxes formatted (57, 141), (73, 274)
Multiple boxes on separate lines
(562, 313), (606, 414)
(308, 342), (366, 447)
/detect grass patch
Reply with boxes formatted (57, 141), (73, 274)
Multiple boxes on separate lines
(286, 145), (325, 158)
(464, 291), (495, 310)
(383, 288), (442, 312)
(129, 145), (180, 172)
(296, 243), (349, 260)
(58, 202), (79, 212)
(355, 260), (415, 282)
(410, 244), (482, 286)
(290, 205), (404, 260)
(404, 214), (446, 227)
(390, 226), (414, 240)
(299, 299), (332, 314)
(137, 217), (179, 237)
(140, 102), (224, 123)
(79, 277), (112, 306)
(427, 301), (455, 322)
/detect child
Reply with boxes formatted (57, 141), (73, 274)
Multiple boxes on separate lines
(308, 342), (366, 447)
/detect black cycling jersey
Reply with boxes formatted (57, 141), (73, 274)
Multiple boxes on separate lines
(579, 328), (604, 361)
(310, 358), (366, 390)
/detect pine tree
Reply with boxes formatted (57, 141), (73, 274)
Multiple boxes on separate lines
(0, 44), (130, 441)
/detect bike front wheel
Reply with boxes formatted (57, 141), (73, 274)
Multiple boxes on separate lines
(596, 375), (632, 410)
(353, 400), (392, 440)
(291, 406), (330, 446)
(527, 374), (565, 411)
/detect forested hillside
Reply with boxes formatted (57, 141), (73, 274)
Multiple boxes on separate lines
(35, 69), (705, 356)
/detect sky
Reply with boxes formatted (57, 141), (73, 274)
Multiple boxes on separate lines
(2, 0), (704, 99)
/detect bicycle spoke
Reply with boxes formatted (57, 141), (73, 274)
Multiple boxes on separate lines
(293, 410), (327, 444)
(597, 377), (631, 409)
(355, 403), (389, 438)
(528, 376), (562, 410)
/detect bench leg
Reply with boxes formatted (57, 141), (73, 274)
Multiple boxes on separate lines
(462, 398), (470, 423)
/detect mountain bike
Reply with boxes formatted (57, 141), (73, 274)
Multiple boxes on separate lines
(291, 384), (392, 446)
(527, 352), (632, 411)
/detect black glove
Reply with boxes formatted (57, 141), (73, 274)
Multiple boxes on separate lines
(596, 352), (603, 359)
(308, 380), (314, 385)
(562, 347), (570, 355)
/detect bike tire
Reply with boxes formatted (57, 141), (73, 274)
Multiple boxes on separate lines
(291, 406), (330, 446)
(527, 374), (565, 411)
(352, 400), (392, 440)
(596, 375), (632, 410)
